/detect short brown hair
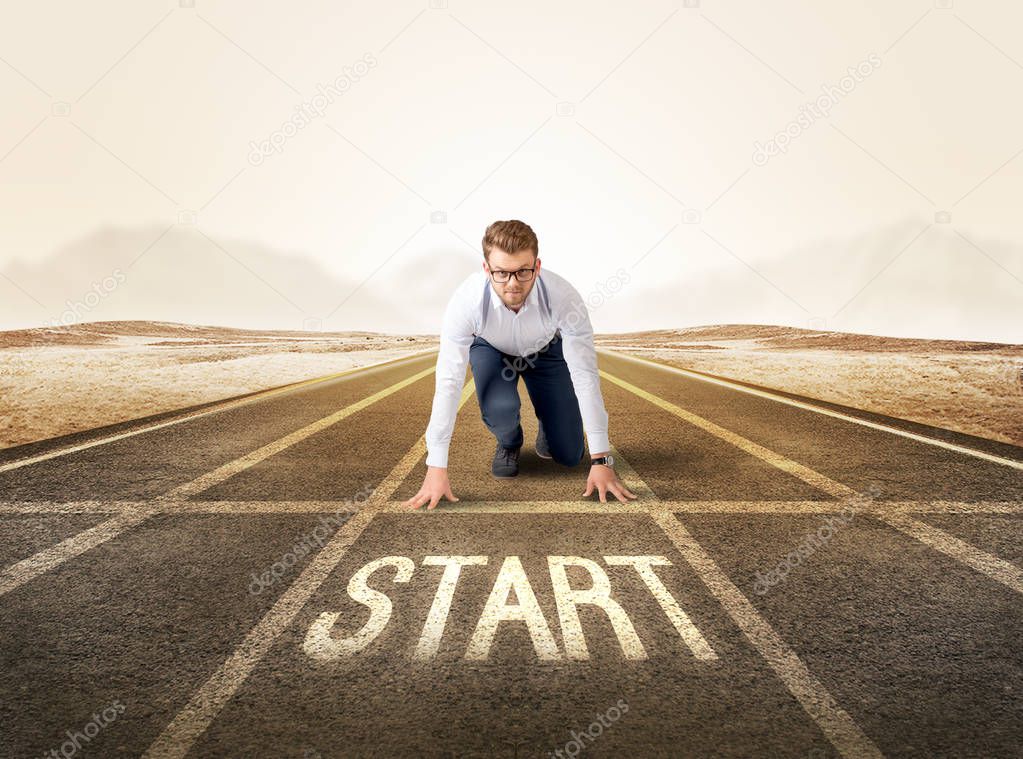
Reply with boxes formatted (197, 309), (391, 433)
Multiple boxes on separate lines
(482, 220), (538, 261)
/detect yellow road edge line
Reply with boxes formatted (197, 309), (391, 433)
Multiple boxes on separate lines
(143, 380), (476, 759)
(0, 359), (439, 601)
(605, 368), (1023, 599)
(158, 365), (436, 500)
(600, 369), (856, 500)
(600, 348), (1023, 471)
(0, 349), (438, 474)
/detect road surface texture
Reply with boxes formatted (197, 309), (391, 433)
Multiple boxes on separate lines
(0, 349), (1021, 759)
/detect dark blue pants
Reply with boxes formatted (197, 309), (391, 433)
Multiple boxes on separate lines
(469, 331), (585, 467)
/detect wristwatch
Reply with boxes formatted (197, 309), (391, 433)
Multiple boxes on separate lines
(590, 454), (615, 468)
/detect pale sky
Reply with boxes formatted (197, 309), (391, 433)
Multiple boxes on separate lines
(1, 0), (1021, 342)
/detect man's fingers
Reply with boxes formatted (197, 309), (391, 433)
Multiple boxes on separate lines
(610, 484), (634, 504)
(445, 488), (459, 502)
(583, 481), (593, 497)
(427, 493), (442, 510)
(613, 482), (639, 501)
(598, 484), (607, 504)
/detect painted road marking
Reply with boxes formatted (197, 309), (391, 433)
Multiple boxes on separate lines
(653, 510), (883, 759)
(302, 554), (717, 663)
(603, 370), (1023, 598)
(0, 350), (437, 474)
(143, 381), (477, 759)
(0, 507), (157, 597)
(881, 512), (1023, 595)
(0, 360), (441, 598)
(414, 555), (489, 661)
(2, 500), (1021, 515)
(605, 445), (884, 759)
(158, 365), (437, 500)
(601, 348), (1023, 471)
(601, 371), (853, 499)
(465, 556), (562, 662)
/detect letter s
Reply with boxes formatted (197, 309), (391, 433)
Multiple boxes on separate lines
(302, 556), (414, 661)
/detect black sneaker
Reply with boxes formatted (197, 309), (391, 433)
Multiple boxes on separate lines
(491, 442), (521, 478)
(535, 422), (552, 460)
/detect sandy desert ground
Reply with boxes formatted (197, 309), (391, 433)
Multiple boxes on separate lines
(0, 321), (437, 450)
(595, 325), (1023, 448)
(2, 321), (1020, 452)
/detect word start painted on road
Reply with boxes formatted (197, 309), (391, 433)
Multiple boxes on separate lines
(303, 555), (719, 662)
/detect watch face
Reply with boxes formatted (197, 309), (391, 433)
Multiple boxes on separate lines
(607, 454), (615, 467)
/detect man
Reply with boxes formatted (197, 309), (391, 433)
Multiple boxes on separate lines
(403, 219), (637, 510)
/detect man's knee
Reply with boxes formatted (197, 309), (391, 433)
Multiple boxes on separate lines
(550, 437), (584, 467)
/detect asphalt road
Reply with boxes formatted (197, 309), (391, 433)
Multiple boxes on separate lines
(0, 349), (1021, 759)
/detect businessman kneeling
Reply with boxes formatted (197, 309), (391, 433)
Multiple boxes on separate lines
(403, 219), (636, 510)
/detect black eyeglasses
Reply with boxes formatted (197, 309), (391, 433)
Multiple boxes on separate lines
(488, 267), (536, 283)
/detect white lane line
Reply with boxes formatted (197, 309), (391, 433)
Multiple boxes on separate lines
(0, 350), (437, 475)
(0, 501), (133, 514)
(0, 360), (437, 598)
(157, 365), (436, 501)
(607, 368), (1023, 595)
(601, 370), (854, 500)
(879, 512), (1023, 595)
(143, 381), (476, 759)
(653, 510), (883, 759)
(601, 348), (1023, 471)
(0, 508), (158, 597)
(3, 500), (1022, 515)
(609, 447), (883, 759)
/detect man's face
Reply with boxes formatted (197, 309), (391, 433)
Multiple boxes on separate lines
(483, 247), (541, 311)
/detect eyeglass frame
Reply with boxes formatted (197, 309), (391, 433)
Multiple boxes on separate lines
(486, 266), (537, 284)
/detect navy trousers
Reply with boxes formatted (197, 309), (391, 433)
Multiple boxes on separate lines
(469, 331), (585, 467)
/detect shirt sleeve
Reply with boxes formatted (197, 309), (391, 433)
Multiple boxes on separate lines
(555, 279), (611, 456)
(424, 286), (476, 468)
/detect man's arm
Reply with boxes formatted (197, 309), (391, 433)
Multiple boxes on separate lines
(405, 285), (475, 510)
(557, 282), (610, 457)
(424, 291), (475, 468)
(556, 280), (637, 504)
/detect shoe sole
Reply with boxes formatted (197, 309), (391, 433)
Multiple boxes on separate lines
(491, 471), (518, 479)
(536, 451), (552, 460)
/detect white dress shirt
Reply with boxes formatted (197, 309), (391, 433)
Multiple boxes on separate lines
(424, 267), (611, 468)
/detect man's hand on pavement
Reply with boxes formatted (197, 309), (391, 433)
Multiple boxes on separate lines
(403, 466), (460, 510)
(583, 461), (638, 504)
